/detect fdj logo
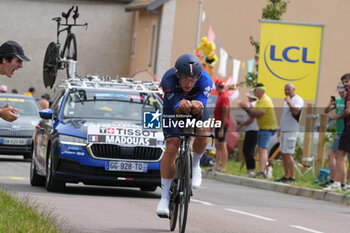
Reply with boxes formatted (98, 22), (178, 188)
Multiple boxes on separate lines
(264, 42), (316, 81)
(143, 110), (161, 129)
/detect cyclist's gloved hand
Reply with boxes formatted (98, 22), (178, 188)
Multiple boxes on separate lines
(178, 99), (192, 114)
(191, 100), (203, 116)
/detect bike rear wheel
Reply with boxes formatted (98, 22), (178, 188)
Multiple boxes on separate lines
(169, 178), (179, 231)
(61, 33), (77, 78)
(43, 42), (58, 89)
(178, 151), (191, 233)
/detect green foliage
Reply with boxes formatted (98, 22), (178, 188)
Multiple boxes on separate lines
(262, 0), (289, 20)
(241, 0), (289, 88)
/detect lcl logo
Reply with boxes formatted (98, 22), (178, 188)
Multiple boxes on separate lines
(264, 42), (316, 81)
(269, 45), (315, 64)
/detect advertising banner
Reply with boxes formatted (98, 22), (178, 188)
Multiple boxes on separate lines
(258, 20), (324, 100)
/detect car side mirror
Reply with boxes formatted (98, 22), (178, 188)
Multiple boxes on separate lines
(39, 109), (54, 119)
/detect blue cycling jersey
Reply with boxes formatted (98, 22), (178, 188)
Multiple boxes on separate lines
(161, 68), (213, 113)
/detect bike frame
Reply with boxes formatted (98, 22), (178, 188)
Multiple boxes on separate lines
(169, 128), (214, 233)
(52, 17), (87, 67)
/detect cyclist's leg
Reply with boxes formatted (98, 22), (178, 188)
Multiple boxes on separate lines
(157, 119), (180, 217)
(192, 127), (209, 188)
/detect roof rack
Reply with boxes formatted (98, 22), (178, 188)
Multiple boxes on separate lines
(56, 75), (163, 94)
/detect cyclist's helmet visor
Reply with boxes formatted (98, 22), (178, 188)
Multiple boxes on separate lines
(175, 53), (202, 79)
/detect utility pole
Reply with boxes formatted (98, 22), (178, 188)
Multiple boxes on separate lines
(195, 0), (203, 49)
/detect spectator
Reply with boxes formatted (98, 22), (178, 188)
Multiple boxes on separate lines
(324, 74), (350, 191)
(11, 89), (18, 94)
(0, 84), (7, 93)
(24, 87), (35, 96)
(213, 78), (230, 172)
(0, 40), (30, 122)
(322, 82), (347, 187)
(275, 83), (304, 183)
(238, 89), (259, 177)
(238, 83), (277, 178)
(37, 93), (50, 109)
(0, 40), (30, 78)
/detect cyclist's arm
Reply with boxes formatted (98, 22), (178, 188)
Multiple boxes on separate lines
(161, 68), (182, 112)
(194, 70), (213, 107)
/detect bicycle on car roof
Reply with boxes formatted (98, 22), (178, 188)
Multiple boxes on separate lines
(43, 5), (88, 89)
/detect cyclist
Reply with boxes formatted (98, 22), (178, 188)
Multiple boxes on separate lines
(156, 53), (213, 218)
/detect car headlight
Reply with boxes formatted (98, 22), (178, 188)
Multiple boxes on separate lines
(59, 134), (87, 146)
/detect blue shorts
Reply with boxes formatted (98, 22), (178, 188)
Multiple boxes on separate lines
(331, 134), (341, 151)
(163, 108), (209, 140)
(257, 129), (276, 149)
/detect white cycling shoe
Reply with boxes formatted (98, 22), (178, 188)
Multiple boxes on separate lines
(156, 198), (170, 218)
(192, 166), (202, 189)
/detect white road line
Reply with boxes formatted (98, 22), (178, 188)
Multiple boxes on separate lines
(224, 208), (277, 222)
(290, 225), (323, 233)
(192, 199), (215, 206)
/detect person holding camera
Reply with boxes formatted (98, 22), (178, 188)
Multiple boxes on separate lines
(323, 82), (347, 187)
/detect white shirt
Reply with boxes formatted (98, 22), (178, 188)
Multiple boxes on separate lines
(244, 101), (259, 132)
(280, 94), (304, 132)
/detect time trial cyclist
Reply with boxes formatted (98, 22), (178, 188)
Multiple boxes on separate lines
(156, 53), (213, 218)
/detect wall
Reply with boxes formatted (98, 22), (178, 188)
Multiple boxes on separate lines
(0, 0), (132, 97)
(171, 0), (350, 107)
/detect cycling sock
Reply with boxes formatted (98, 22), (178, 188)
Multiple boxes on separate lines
(192, 152), (203, 168)
(161, 178), (172, 200)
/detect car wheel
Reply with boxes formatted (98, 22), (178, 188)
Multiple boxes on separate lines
(23, 153), (31, 160)
(30, 154), (45, 186)
(140, 186), (157, 192)
(45, 148), (65, 192)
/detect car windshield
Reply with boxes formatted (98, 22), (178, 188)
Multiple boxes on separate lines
(0, 96), (39, 116)
(62, 90), (162, 120)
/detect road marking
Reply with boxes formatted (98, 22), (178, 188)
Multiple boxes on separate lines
(290, 225), (323, 233)
(192, 199), (215, 206)
(224, 208), (277, 222)
(0, 176), (29, 181)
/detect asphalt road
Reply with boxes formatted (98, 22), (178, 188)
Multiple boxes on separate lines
(0, 155), (350, 233)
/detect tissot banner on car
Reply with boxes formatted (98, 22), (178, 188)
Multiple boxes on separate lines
(258, 20), (324, 101)
(87, 124), (164, 147)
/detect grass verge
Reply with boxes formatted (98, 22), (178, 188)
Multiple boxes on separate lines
(0, 190), (66, 233)
(208, 156), (349, 194)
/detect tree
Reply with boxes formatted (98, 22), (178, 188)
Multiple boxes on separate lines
(239, 0), (289, 88)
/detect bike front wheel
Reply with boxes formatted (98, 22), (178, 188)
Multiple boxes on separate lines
(43, 42), (58, 89)
(178, 152), (191, 233)
(169, 178), (179, 231)
(61, 33), (77, 78)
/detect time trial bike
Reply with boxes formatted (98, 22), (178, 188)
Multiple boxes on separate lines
(43, 5), (87, 88)
(169, 124), (214, 233)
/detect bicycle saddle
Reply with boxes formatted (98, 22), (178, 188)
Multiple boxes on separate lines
(52, 17), (61, 22)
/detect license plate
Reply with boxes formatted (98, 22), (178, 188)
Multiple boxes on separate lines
(1, 138), (28, 145)
(106, 161), (147, 173)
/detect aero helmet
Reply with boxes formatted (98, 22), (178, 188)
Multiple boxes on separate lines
(175, 53), (202, 78)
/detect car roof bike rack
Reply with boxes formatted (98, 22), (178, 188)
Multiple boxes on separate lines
(55, 75), (163, 95)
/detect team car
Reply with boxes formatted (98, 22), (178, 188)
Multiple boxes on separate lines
(30, 76), (164, 192)
(0, 94), (40, 159)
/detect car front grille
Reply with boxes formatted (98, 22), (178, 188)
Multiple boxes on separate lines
(89, 144), (163, 161)
(0, 129), (34, 137)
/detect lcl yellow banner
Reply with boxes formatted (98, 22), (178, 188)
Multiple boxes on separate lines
(258, 20), (324, 100)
